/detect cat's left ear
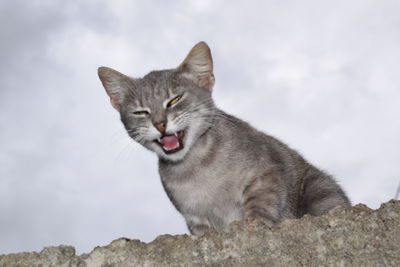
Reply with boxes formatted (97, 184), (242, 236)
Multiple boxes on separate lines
(177, 41), (215, 90)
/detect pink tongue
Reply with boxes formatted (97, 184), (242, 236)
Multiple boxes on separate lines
(161, 134), (179, 149)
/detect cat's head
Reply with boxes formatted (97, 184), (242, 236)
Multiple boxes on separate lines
(98, 42), (216, 162)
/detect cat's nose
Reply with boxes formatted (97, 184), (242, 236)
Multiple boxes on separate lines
(154, 122), (167, 133)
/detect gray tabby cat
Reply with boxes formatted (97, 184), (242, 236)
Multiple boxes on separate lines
(98, 41), (350, 235)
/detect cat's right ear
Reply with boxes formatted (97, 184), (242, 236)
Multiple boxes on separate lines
(98, 66), (131, 111)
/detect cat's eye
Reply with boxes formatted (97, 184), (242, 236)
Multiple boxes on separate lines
(167, 95), (183, 108)
(133, 110), (150, 116)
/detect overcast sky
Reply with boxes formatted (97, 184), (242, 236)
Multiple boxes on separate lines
(1, 0), (400, 255)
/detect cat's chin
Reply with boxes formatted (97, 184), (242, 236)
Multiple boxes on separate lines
(157, 149), (187, 162)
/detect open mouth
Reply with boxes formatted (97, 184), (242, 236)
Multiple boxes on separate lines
(155, 129), (186, 154)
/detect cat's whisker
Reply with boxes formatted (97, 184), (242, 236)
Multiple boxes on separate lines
(115, 139), (137, 162)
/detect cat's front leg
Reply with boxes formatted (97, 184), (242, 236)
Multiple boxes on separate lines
(187, 223), (211, 236)
(242, 170), (287, 226)
(185, 215), (211, 235)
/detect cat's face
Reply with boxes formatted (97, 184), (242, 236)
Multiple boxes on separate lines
(118, 70), (215, 162)
(98, 42), (216, 161)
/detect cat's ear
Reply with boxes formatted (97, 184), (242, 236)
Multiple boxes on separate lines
(178, 41), (215, 90)
(98, 66), (132, 111)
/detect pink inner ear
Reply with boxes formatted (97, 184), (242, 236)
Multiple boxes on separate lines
(198, 74), (215, 89)
(109, 93), (122, 109)
(179, 42), (214, 89)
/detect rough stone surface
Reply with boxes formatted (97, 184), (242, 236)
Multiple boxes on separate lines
(1, 200), (399, 267)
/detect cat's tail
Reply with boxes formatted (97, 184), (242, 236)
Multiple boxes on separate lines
(301, 168), (351, 216)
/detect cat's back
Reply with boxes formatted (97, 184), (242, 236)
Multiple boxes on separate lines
(214, 110), (305, 172)
(214, 111), (350, 216)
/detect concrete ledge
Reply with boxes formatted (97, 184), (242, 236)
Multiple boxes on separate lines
(1, 200), (399, 266)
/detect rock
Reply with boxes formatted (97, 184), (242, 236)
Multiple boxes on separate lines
(1, 200), (399, 266)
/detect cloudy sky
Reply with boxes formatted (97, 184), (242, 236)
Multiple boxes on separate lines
(1, 0), (399, 255)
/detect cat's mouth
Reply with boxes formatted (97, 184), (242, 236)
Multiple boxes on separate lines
(155, 130), (186, 154)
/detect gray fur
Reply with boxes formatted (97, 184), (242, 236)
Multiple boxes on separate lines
(98, 41), (350, 235)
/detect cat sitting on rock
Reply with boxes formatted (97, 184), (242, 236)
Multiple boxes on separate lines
(98, 42), (350, 235)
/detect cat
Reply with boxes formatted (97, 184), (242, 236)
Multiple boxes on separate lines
(98, 41), (351, 235)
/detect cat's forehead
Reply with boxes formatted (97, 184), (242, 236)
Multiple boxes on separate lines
(134, 70), (178, 97)
(140, 70), (179, 90)
(129, 69), (183, 106)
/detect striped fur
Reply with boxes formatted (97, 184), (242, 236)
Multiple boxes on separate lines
(98, 41), (351, 235)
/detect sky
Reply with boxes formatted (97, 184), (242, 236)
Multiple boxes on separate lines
(1, 0), (400, 255)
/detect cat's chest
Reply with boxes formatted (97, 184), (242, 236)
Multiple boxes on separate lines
(159, 165), (244, 227)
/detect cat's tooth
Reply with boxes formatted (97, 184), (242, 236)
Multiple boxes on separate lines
(174, 132), (178, 137)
